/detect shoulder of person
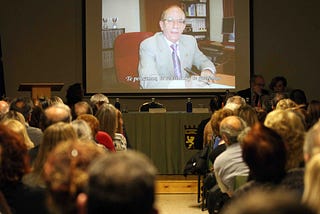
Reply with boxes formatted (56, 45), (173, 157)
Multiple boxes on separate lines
(180, 34), (196, 42)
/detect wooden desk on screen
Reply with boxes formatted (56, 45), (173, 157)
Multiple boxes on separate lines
(122, 112), (210, 174)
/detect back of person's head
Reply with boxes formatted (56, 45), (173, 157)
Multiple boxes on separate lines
(290, 89), (308, 106)
(33, 122), (77, 172)
(240, 123), (286, 183)
(90, 93), (109, 115)
(95, 103), (117, 138)
(43, 139), (105, 214)
(74, 101), (93, 117)
(71, 119), (93, 142)
(76, 114), (100, 137)
(224, 95), (246, 111)
(306, 100), (320, 129)
(210, 108), (234, 137)
(236, 104), (259, 127)
(0, 125), (30, 185)
(66, 83), (83, 105)
(222, 188), (315, 214)
(304, 120), (320, 163)
(1, 110), (25, 124)
(9, 97), (33, 122)
(302, 153), (320, 214)
(0, 100), (9, 120)
(40, 103), (72, 131)
(220, 116), (247, 145)
(275, 98), (298, 110)
(86, 151), (158, 214)
(264, 109), (305, 170)
(1, 119), (34, 149)
(209, 95), (223, 112)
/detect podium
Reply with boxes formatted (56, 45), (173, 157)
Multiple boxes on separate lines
(18, 83), (64, 99)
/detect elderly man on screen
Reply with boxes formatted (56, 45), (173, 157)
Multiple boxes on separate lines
(138, 5), (215, 89)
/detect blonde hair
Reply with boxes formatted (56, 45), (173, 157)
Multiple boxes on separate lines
(264, 109), (305, 170)
(33, 122), (77, 173)
(302, 153), (320, 214)
(276, 98), (298, 110)
(95, 103), (117, 138)
(2, 119), (34, 149)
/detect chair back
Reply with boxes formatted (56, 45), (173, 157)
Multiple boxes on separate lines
(114, 32), (154, 88)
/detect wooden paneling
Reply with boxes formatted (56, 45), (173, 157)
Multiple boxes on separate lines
(140, 0), (180, 33)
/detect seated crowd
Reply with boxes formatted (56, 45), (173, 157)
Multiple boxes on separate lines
(0, 75), (320, 214)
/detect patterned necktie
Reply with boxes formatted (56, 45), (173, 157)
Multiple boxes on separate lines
(170, 43), (182, 79)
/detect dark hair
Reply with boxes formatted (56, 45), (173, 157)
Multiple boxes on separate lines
(269, 76), (287, 91)
(241, 123), (286, 183)
(290, 89), (307, 105)
(209, 95), (223, 112)
(87, 151), (157, 214)
(9, 97), (33, 121)
(307, 100), (320, 129)
(66, 83), (83, 105)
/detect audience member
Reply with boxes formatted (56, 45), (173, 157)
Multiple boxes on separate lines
(0, 100), (9, 120)
(235, 104), (259, 127)
(264, 109), (305, 170)
(275, 98), (298, 110)
(207, 108), (234, 171)
(74, 101), (93, 118)
(71, 119), (94, 142)
(40, 103), (72, 131)
(194, 95), (223, 149)
(208, 108), (234, 148)
(290, 88), (308, 107)
(306, 100), (320, 130)
(78, 150), (158, 214)
(264, 109), (305, 197)
(95, 103), (127, 151)
(303, 120), (320, 163)
(1, 110), (25, 124)
(43, 139), (105, 214)
(77, 114), (116, 152)
(9, 97), (43, 146)
(223, 95), (246, 111)
(1, 119), (34, 149)
(237, 74), (269, 108)
(214, 116), (249, 196)
(138, 5), (215, 89)
(89, 93), (109, 115)
(65, 83), (84, 120)
(23, 122), (77, 188)
(302, 153), (320, 214)
(267, 92), (288, 111)
(235, 123), (287, 196)
(0, 125), (47, 213)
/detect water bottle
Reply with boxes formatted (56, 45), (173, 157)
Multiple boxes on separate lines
(186, 98), (192, 113)
(115, 98), (121, 111)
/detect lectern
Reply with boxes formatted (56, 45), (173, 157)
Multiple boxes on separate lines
(18, 83), (64, 99)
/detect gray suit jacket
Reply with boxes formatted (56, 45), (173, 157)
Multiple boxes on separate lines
(138, 32), (215, 89)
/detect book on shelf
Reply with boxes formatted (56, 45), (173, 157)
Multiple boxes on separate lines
(187, 4), (196, 16)
(196, 3), (206, 16)
(185, 18), (207, 32)
(102, 50), (114, 69)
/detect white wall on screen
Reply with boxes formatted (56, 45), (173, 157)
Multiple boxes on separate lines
(102, 0), (140, 32)
(210, 0), (223, 42)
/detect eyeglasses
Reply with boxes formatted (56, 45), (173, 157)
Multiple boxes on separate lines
(162, 18), (186, 24)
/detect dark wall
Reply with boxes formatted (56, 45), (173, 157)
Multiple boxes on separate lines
(0, 0), (318, 111)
